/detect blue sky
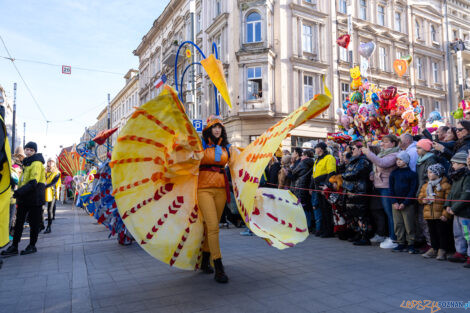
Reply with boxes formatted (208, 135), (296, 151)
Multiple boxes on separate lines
(0, 0), (169, 159)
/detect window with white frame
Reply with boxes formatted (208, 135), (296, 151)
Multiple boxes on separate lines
(377, 5), (385, 26)
(196, 12), (201, 33)
(302, 24), (313, 53)
(216, 34), (222, 60)
(431, 25), (437, 42)
(303, 75), (314, 103)
(394, 12), (402, 32)
(396, 50), (402, 60)
(415, 20), (421, 39)
(379, 46), (387, 71)
(417, 57), (423, 80)
(359, 0), (367, 20)
(434, 100), (440, 111)
(246, 12), (262, 43)
(247, 67), (262, 100)
(339, 0), (347, 14)
(215, 0), (221, 16)
(341, 83), (350, 103)
(340, 47), (348, 62)
(432, 62), (439, 83)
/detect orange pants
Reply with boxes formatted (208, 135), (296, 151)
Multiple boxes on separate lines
(198, 188), (226, 260)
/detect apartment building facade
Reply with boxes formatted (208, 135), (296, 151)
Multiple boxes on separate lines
(132, 0), (465, 148)
(446, 0), (470, 106)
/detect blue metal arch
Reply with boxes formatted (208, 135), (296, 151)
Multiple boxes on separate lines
(174, 40), (221, 116)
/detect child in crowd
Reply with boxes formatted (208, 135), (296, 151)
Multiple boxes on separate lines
(324, 175), (347, 239)
(445, 151), (470, 268)
(389, 151), (418, 253)
(418, 164), (452, 260)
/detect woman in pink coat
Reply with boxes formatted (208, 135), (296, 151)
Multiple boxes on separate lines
(362, 135), (400, 249)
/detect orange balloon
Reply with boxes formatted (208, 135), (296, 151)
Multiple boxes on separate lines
(393, 59), (407, 77)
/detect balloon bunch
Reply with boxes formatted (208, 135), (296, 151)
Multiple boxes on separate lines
(452, 100), (469, 120)
(337, 67), (424, 142)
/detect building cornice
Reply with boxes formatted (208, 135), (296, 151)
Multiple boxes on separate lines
(289, 3), (328, 19)
(290, 56), (329, 71)
(110, 75), (139, 109)
(205, 13), (229, 36)
(134, 0), (185, 56)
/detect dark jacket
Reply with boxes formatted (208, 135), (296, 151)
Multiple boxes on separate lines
(342, 155), (372, 195)
(389, 166), (418, 206)
(288, 158), (301, 187)
(454, 135), (470, 155)
(436, 136), (470, 161)
(416, 153), (438, 197)
(260, 161), (281, 188)
(445, 168), (470, 218)
(15, 153), (46, 206)
(292, 157), (314, 206)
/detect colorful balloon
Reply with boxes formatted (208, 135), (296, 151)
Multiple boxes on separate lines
(393, 59), (408, 77)
(336, 34), (350, 49)
(358, 42), (376, 58)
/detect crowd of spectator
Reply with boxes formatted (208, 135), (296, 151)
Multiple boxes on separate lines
(256, 120), (470, 269)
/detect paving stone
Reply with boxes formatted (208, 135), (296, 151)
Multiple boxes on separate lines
(1, 203), (469, 313)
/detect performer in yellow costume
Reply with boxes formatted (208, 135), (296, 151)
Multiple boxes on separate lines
(0, 107), (12, 269)
(44, 159), (61, 234)
(198, 116), (233, 283)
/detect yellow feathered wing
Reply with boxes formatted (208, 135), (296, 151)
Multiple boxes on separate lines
(230, 90), (331, 249)
(111, 86), (204, 270)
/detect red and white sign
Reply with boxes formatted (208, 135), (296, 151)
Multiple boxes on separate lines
(62, 65), (72, 74)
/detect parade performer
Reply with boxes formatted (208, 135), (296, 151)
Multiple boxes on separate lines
(110, 49), (331, 283)
(0, 105), (12, 269)
(1, 142), (45, 256)
(44, 158), (61, 234)
(197, 116), (233, 282)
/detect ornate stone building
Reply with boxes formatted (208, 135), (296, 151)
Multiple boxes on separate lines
(131, 0), (466, 148)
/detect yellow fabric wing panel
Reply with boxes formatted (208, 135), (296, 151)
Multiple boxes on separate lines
(200, 54), (232, 109)
(230, 92), (331, 249)
(111, 85), (204, 270)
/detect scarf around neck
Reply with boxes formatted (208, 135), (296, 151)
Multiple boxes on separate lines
(426, 177), (442, 203)
(417, 152), (434, 165)
(377, 146), (400, 158)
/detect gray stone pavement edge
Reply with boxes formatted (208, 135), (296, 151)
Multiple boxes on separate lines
(0, 203), (469, 313)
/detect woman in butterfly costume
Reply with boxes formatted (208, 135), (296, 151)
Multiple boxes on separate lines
(197, 116), (234, 283)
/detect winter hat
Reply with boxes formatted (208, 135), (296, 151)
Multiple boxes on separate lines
(24, 141), (38, 152)
(203, 115), (223, 132)
(397, 151), (410, 164)
(451, 151), (468, 164)
(417, 139), (432, 152)
(427, 163), (445, 177)
(315, 142), (327, 152)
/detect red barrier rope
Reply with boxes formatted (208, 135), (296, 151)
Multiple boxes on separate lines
(265, 182), (470, 203)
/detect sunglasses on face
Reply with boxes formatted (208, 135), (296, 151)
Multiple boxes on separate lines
(456, 128), (465, 132)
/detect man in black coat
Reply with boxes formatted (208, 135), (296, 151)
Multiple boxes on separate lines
(292, 150), (314, 230)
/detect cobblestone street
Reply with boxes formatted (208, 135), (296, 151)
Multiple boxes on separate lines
(0, 203), (468, 313)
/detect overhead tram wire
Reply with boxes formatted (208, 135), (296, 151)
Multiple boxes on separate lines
(0, 56), (125, 76)
(0, 35), (49, 122)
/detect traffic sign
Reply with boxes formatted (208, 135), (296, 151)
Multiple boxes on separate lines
(62, 65), (71, 74)
(192, 119), (203, 132)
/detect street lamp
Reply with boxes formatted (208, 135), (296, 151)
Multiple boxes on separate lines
(450, 39), (467, 101)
